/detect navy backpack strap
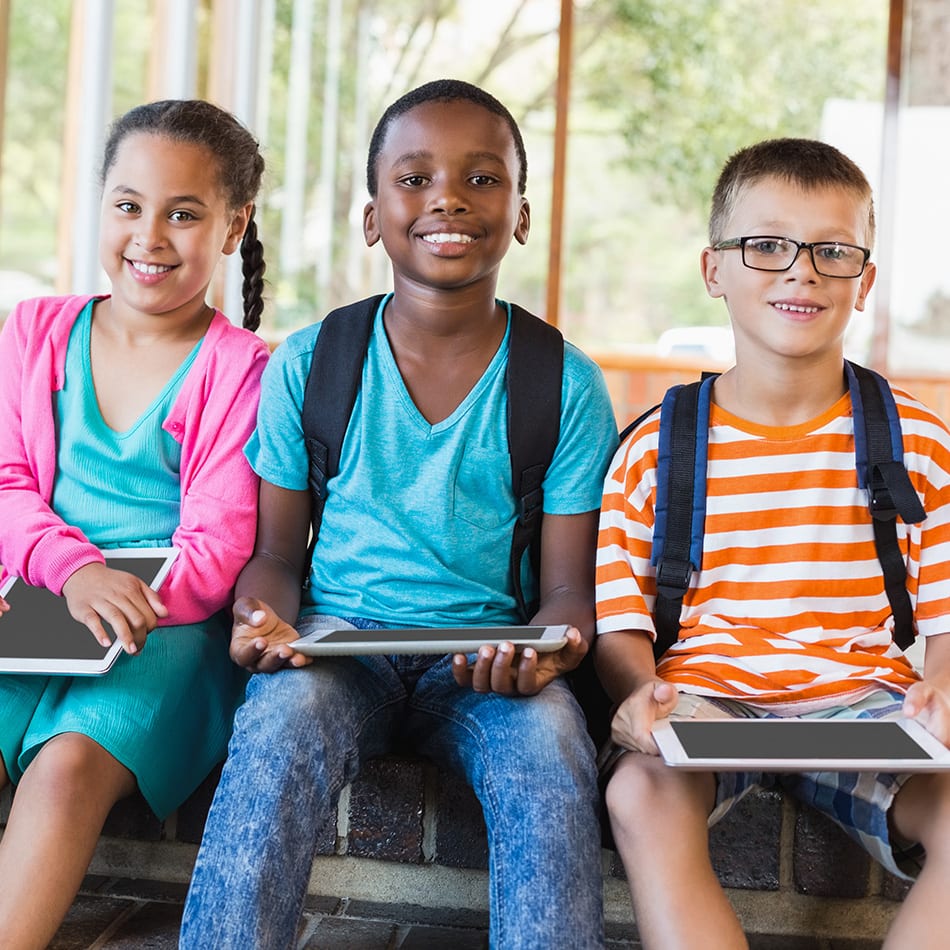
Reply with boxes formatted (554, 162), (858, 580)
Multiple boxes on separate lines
(506, 304), (563, 622)
(301, 295), (385, 577)
(651, 375), (717, 660)
(846, 361), (926, 650)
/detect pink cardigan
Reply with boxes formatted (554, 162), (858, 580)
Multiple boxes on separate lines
(0, 295), (269, 625)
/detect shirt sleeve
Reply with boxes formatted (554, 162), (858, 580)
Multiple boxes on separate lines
(158, 326), (269, 624)
(244, 324), (320, 491)
(0, 298), (105, 593)
(595, 411), (662, 637)
(541, 342), (620, 515)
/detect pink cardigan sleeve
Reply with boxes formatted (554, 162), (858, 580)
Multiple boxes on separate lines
(0, 297), (105, 593)
(154, 316), (269, 625)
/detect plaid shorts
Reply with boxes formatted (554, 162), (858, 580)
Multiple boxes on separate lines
(674, 691), (923, 880)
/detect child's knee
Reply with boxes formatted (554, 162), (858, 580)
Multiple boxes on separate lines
(605, 751), (710, 831)
(894, 772), (950, 855)
(24, 733), (132, 801)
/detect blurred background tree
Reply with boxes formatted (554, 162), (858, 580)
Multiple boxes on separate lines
(0, 0), (917, 359)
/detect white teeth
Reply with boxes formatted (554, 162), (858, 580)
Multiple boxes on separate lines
(775, 303), (819, 314)
(131, 261), (172, 275)
(421, 233), (473, 244)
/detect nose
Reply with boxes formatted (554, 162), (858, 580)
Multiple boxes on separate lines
(427, 175), (468, 215)
(133, 212), (167, 251)
(785, 244), (819, 280)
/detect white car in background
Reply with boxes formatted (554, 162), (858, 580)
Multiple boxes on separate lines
(656, 326), (735, 365)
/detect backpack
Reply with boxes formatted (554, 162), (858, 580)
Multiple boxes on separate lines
(635, 360), (927, 660)
(300, 294), (563, 622)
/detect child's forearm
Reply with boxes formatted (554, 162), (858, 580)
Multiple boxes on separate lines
(234, 552), (303, 627)
(532, 586), (595, 645)
(594, 628), (659, 704)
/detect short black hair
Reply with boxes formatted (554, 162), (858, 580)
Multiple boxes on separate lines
(366, 79), (527, 197)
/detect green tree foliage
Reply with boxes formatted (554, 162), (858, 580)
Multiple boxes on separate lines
(576, 0), (888, 215)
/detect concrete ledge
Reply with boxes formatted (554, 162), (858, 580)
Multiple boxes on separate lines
(3, 754), (908, 944)
(85, 836), (899, 943)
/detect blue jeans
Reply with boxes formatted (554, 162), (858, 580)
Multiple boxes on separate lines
(180, 651), (604, 949)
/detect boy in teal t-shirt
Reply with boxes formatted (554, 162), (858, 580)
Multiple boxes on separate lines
(182, 80), (618, 950)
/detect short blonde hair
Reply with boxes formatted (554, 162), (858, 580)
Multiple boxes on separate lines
(709, 138), (875, 248)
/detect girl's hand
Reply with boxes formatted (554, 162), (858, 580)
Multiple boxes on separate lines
(0, 594), (9, 614)
(230, 596), (313, 673)
(451, 626), (588, 697)
(610, 678), (679, 755)
(62, 562), (168, 655)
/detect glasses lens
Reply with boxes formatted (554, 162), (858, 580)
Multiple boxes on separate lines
(741, 238), (866, 277)
(742, 237), (797, 270)
(811, 243), (866, 277)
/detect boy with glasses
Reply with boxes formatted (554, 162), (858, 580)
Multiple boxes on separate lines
(595, 138), (950, 949)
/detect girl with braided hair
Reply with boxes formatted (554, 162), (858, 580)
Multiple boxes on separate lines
(0, 98), (268, 948)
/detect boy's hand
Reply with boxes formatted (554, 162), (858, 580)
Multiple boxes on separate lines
(610, 679), (678, 755)
(902, 680), (950, 747)
(451, 626), (588, 697)
(230, 596), (313, 673)
(62, 562), (168, 655)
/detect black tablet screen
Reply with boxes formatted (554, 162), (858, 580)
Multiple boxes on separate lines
(315, 625), (548, 644)
(0, 556), (168, 661)
(670, 719), (931, 761)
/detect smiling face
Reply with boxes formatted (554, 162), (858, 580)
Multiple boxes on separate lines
(362, 99), (529, 296)
(701, 176), (876, 366)
(99, 132), (250, 325)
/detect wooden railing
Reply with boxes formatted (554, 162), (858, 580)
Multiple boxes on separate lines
(588, 350), (950, 427)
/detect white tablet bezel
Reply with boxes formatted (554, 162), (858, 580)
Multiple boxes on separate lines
(651, 716), (950, 772)
(290, 623), (571, 657)
(0, 547), (179, 675)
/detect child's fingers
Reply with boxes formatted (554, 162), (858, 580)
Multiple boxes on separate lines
(903, 682), (950, 745)
(489, 642), (520, 694)
(230, 634), (268, 668)
(90, 608), (140, 655)
(653, 680), (679, 715)
(451, 653), (474, 688)
(514, 647), (542, 695)
(82, 613), (115, 650)
(142, 584), (168, 619)
(232, 596), (268, 628)
(469, 645), (501, 693)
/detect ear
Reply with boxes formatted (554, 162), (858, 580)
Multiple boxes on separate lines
(701, 246), (726, 299)
(363, 201), (380, 247)
(222, 202), (253, 256)
(514, 197), (530, 246)
(853, 260), (876, 312)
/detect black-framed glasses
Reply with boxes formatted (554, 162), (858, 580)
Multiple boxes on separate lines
(713, 236), (871, 278)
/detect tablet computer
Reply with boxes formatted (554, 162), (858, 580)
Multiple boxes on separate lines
(651, 717), (950, 772)
(290, 624), (571, 656)
(0, 547), (178, 675)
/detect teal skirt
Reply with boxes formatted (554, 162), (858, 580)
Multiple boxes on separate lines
(0, 611), (246, 818)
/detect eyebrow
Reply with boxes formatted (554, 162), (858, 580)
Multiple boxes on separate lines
(110, 185), (209, 207)
(390, 149), (506, 167)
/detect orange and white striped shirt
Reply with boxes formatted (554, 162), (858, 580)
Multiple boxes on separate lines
(596, 388), (950, 712)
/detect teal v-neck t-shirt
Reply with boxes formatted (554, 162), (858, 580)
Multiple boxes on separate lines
(246, 295), (619, 627)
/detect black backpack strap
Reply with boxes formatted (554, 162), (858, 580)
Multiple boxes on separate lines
(506, 304), (563, 621)
(301, 295), (386, 579)
(619, 403), (661, 444)
(846, 361), (926, 650)
(651, 375), (718, 659)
